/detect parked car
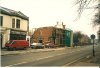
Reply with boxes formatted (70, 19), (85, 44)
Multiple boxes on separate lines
(5, 40), (29, 50)
(30, 43), (44, 49)
(45, 43), (57, 48)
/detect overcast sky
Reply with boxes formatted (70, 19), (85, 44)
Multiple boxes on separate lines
(1, 0), (99, 38)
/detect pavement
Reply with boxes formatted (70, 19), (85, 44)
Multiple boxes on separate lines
(68, 54), (100, 66)
(67, 55), (100, 66)
(76, 52), (100, 66)
(67, 44), (100, 66)
(0, 47), (67, 56)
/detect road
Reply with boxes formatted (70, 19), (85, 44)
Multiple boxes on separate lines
(1, 45), (99, 67)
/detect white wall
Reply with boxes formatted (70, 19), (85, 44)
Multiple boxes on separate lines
(20, 19), (28, 31)
(0, 14), (28, 31)
(0, 14), (12, 28)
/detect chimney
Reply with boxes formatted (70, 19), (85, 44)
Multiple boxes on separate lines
(63, 25), (66, 29)
(62, 22), (63, 25)
(57, 21), (59, 25)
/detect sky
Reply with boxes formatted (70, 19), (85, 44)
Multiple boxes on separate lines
(0, 0), (99, 38)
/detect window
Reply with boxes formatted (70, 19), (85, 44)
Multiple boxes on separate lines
(12, 42), (16, 44)
(0, 16), (3, 26)
(16, 19), (20, 28)
(12, 18), (15, 28)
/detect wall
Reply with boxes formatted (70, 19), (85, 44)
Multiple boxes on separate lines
(20, 19), (28, 31)
(32, 27), (54, 44)
(0, 14), (28, 31)
(0, 14), (12, 28)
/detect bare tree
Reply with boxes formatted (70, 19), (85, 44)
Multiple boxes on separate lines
(93, 9), (100, 26)
(74, 0), (100, 26)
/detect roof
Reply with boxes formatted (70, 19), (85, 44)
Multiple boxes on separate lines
(0, 6), (29, 20)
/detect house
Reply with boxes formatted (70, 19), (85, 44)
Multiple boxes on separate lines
(0, 6), (29, 48)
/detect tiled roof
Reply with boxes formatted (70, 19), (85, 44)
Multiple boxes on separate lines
(0, 6), (29, 20)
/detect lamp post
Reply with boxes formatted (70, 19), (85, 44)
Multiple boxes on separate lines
(90, 34), (96, 57)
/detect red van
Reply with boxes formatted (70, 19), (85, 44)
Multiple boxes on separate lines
(5, 40), (29, 50)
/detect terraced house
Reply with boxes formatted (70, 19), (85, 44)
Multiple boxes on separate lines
(0, 6), (29, 48)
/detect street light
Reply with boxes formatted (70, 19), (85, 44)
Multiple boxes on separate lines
(90, 34), (96, 57)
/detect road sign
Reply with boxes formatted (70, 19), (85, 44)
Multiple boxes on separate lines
(90, 34), (95, 39)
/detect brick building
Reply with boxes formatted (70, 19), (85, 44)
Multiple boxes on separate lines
(32, 27), (65, 47)
(31, 22), (73, 47)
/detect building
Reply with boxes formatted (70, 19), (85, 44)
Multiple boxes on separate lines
(31, 22), (73, 47)
(0, 6), (29, 48)
(32, 27), (55, 44)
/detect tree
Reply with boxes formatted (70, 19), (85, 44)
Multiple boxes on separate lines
(93, 10), (100, 26)
(73, 31), (90, 46)
(73, 31), (82, 46)
(74, 0), (100, 26)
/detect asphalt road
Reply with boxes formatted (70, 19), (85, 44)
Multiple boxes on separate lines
(1, 45), (98, 67)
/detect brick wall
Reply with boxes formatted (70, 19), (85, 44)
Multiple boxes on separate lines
(32, 27), (54, 44)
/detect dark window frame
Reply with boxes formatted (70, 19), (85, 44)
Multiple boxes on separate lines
(12, 18), (15, 28)
(16, 19), (20, 28)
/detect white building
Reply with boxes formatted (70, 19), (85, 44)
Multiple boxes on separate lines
(0, 6), (29, 48)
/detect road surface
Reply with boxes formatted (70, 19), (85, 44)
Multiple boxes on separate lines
(1, 45), (99, 67)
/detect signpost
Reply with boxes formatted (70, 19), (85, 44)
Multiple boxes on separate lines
(90, 34), (96, 57)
